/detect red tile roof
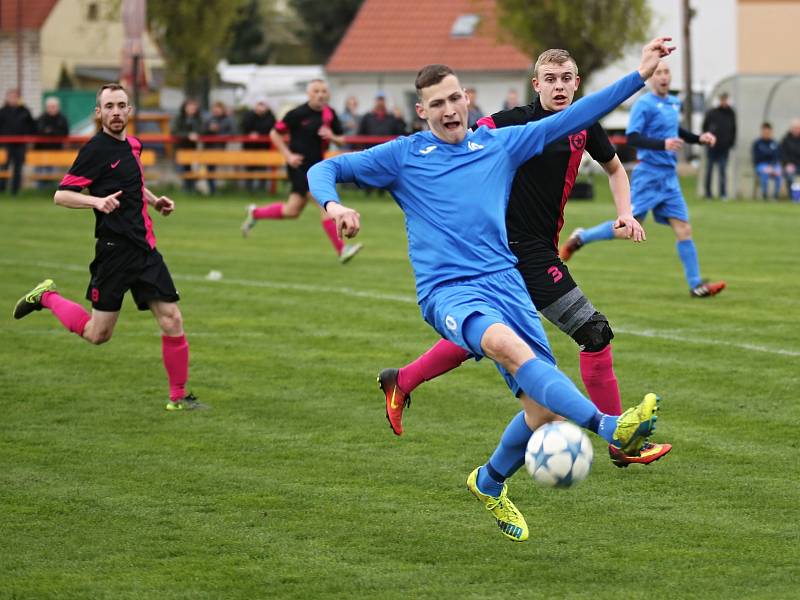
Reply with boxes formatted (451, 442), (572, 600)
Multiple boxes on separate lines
(327, 0), (531, 73)
(0, 0), (58, 33)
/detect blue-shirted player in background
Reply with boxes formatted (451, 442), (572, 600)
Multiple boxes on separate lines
(560, 60), (726, 298)
(308, 39), (675, 542)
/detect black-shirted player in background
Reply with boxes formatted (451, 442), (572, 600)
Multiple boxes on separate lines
(378, 49), (671, 466)
(12, 83), (205, 412)
(241, 79), (363, 264)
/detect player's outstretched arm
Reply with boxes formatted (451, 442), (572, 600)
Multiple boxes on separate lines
(638, 37), (676, 80)
(308, 138), (404, 209)
(307, 157), (366, 239)
(54, 189), (121, 213)
(601, 156), (645, 242)
(501, 36), (676, 165)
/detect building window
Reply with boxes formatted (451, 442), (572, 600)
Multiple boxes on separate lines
(87, 2), (99, 21)
(451, 14), (480, 38)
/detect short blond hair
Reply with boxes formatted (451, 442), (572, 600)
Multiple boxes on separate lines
(533, 49), (578, 79)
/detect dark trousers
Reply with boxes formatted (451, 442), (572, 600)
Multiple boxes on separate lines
(705, 147), (730, 198)
(0, 144), (26, 195)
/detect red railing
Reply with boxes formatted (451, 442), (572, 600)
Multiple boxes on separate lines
(0, 133), (628, 146)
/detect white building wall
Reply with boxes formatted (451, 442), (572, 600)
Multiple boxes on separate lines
(588, 0), (737, 95)
(587, 0), (737, 129)
(0, 31), (44, 116)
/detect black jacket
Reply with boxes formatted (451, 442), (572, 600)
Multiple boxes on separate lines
(35, 112), (70, 149)
(780, 133), (800, 166)
(0, 104), (35, 138)
(702, 105), (736, 150)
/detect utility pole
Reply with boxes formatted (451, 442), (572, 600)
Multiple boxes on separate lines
(682, 0), (695, 135)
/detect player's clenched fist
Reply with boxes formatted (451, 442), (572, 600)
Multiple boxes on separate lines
(95, 190), (121, 213)
(324, 201), (361, 239)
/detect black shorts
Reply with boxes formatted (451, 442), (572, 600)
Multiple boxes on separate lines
(86, 237), (180, 312)
(512, 244), (601, 338)
(512, 246), (578, 310)
(286, 164), (311, 195)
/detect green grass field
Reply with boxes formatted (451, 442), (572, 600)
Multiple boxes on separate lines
(1, 182), (798, 599)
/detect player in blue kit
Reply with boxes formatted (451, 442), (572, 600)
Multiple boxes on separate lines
(308, 39), (675, 542)
(560, 60), (726, 298)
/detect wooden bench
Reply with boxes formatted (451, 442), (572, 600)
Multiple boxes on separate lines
(26, 149), (157, 181)
(174, 149), (287, 181)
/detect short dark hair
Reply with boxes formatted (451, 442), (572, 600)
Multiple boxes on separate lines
(96, 83), (128, 107)
(415, 64), (456, 99)
(762, 122), (772, 129)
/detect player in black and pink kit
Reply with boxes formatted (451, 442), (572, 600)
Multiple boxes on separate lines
(241, 79), (363, 264)
(378, 49), (671, 466)
(12, 83), (204, 412)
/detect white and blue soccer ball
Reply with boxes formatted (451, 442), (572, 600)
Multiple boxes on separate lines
(525, 421), (593, 488)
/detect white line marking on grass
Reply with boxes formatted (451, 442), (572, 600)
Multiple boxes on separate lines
(4, 258), (798, 358)
(612, 327), (800, 358)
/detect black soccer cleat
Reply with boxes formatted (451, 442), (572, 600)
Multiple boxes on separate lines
(13, 279), (56, 319)
(690, 279), (726, 298)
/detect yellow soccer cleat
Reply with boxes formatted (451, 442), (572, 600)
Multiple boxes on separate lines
(165, 393), (209, 412)
(467, 467), (528, 542)
(611, 393), (660, 456)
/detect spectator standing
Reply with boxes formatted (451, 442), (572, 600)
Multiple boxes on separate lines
(392, 107), (408, 135)
(172, 99), (203, 191)
(357, 92), (406, 195)
(35, 97), (69, 148)
(240, 98), (276, 192)
(0, 89), (36, 195)
(465, 87), (483, 128)
(357, 92), (406, 139)
(340, 96), (361, 138)
(702, 92), (736, 199)
(780, 118), (800, 200)
(203, 101), (235, 195)
(34, 97), (70, 187)
(752, 122), (781, 200)
(503, 88), (520, 110)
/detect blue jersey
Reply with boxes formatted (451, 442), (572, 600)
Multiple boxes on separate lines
(309, 71), (644, 302)
(626, 91), (681, 170)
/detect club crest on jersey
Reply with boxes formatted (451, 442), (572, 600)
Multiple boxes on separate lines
(467, 140), (484, 151)
(569, 132), (586, 152)
(419, 144), (437, 155)
(445, 315), (458, 332)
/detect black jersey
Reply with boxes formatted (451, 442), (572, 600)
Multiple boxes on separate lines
(274, 103), (343, 165)
(478, 100), (616, 253)
(59, 132), (156, 250)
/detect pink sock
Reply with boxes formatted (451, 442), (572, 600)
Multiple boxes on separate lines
(321, 218), (344, 254)
(579, 345), (622, 416)
(253, 203), (284, 219)
(162, 334), (189, 401)
(41, 291), (90, 336)
(397, 339), (470, 393)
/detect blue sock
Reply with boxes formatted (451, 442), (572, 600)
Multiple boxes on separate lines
(514, 359), (602, 429)
(676, 239), (702, 288)
(476, 411), (532, 497)
(580, 220), (615, 245)
(597, 414), (619, 443)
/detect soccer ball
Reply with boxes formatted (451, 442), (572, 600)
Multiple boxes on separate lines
(525, 421), (593, 488)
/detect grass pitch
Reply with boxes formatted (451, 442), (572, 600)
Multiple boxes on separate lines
(1, 182), (798, 599)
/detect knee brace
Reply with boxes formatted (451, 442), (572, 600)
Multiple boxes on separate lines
(572, 312), (614, 352)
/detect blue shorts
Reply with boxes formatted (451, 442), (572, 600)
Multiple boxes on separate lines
(420, 268), (556, 396)
(630, 165), (689, 224)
